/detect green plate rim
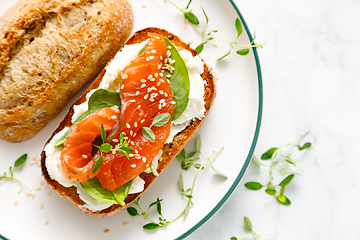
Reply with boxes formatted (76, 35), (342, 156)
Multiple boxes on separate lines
(0, 1), (262, 240)
(174, 1), (263, 239)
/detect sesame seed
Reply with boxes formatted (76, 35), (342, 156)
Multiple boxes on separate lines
(155, 73), (159, 77)
(150, 77), (156, 81)
(167, 46), (171, 49)
(18, 187), (22, 194)
(138, 105), (141, 109)
(131, 141), (135, 145)
(158, 104), (162, 109)
(149, 56), (154, 60)
(124, 136), (129, 140)
(213, 42), (218, 47)
(14, 200), (18, 206)
(126, 123), (131, 128)
(129, 99), (135, 103)
(112, 139), (119, 143)
(164, 92), (168, 97)
(159, 78), (165, 83)
(122, 74), (128, 79)
(144, 94), (148, 99)
(135, 91), (140, 96)
(160, 99), (165, 103)
(134, 122), (138, 127)
(167, 74), (172, 78)
(146, 57), (149, 61)
(131, 164), (136, 168)
(44, 220), (49, 225)
(159, 90), (164, 95)
(133, 133), (137, 137)
(82, 154), (88, 159)
(121, 84), (124, 89)
(27, 192), (32, 197)
(40, 203), (44, 209)
(104, 229), (110, 233)
(141, 83), (146, 88)
(147, 74), (153, 79)
(141, 119), (145, 124)
(151, 50), (157, 53)
(130, 130), (133, 136)
(160, 73), (164, 77)
(149, 98), (154, 102)
(156, 82), (161, 87)
(135, 156), (141, 159)
(36, 186), (41, 191)
(111, 115), (117, 119)
(141, 79), (146, 83)
(112, 151), (116, 155)
(146, 164), (149, 167)
(135, 149), (139, 154)
(139, 113), (143, 117)
(162, 102), (167, 107)
(142, 157), (147, 163)
(129, 154), (134, 157)
(32, 193), (35, 199)
(160, 56), (163, 60)
(171, 101), (176, 104)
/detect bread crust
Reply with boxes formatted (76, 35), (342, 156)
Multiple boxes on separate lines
(0, 0), (133, 142)
(41, 27), (216, 217)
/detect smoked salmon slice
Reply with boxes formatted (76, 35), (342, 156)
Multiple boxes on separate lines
(60, 106), (120, 183)
(95, 33), (175, 191)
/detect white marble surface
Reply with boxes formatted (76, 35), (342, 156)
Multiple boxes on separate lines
(188, 0), (360, 239)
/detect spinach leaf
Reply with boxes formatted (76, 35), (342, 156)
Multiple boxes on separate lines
(55, 89), (120, 148)
(81, 177), (133, 206)
(164, 38), (190, 120)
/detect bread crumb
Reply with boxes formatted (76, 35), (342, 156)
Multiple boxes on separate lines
(32, 193), (35, 199)
(40, 202), (44, 209)
(18, 187), (22, 194)
(26, 192), (32, 197)
(14, 200), (18, 206)
(104, 229), (110, 233)
(44, 220), (49, 225)
(123, 222), (128, 226)
(212, 42), (218, 47)
(142, 4), (147, 8)
(36, 186), (41, 191)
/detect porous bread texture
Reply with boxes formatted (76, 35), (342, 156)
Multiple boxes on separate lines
(0, 0), (133, 142)
(41, 27), (216, 217)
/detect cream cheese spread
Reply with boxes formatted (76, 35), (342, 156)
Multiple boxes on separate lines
(44, 40), (206, 211)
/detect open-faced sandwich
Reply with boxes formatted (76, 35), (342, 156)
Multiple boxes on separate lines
(41, 27), (216, 217)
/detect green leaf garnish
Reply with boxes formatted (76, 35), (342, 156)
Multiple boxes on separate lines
(143, 223), (160, 230)
(236, 48), (250, 56)
(142, 126), (155, 142)
(127, 207), (139, 216)
(265, 188), (277, 196)
(55, 89), (120, 148)
(100, 124), (107, 143)
(243, 217), (253, 231)
(138, 43), (148, 56)
(260, 147), (278, 160)
(279, 174), (294, 187)
(92, 156), (103, 174)
(244, 182), (263, 190)
(14, 154), (27, 168)
(184, 11), (199, 25)
(164, 38), (190, 120)
(81, 178), (132, 206)
(100, 143), (112, 153)
(297, 142), (311, 151)
(235, 18), (242, 38)
(152, 113), (171, 127)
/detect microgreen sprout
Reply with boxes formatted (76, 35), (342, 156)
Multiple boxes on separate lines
(169, 0), (267, 60)
(244, 132), (312, 205)
(230, 217), (276, 240)
(92, 124), (132, 173)
(127, 135), (226, 229)
(142, 113), (171, 142)
(0, 154), (32, 193)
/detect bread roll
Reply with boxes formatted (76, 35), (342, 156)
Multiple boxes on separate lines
(0, 0), (133, 142)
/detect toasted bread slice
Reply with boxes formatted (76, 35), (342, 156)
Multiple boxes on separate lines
(40, 27), (216, 217)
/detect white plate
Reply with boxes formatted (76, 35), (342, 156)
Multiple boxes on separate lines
(0, 0), (262, 239)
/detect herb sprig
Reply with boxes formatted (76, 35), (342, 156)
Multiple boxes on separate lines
(231, 217), (276, 240)
(142, 113), (171, 142)
(92, 124), (133, 173)
(245, 132), (312, 205)
(0, 154), (31, 193)
(127, 135), (226, 229)
(169, 0), (267, 60)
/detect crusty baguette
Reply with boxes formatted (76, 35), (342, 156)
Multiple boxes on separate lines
(40, 27), (216, 218)
(0, 0), (133, 142)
